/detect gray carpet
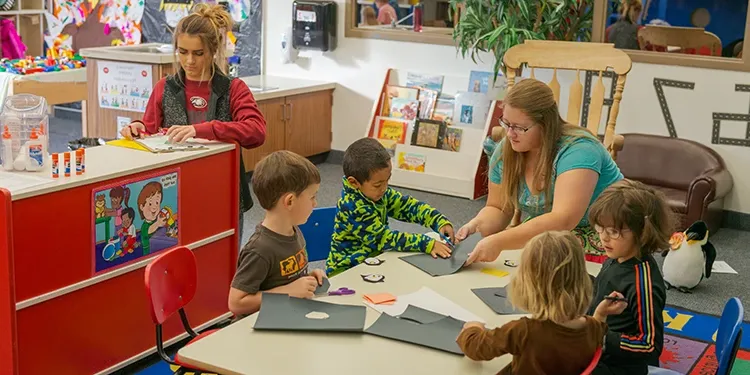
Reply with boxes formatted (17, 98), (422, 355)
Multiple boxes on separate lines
(49, 112), (750, 319)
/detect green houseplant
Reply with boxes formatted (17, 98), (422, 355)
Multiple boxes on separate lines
(449, 0), (595, 77)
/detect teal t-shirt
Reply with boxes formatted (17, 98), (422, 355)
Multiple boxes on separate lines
(489, 135), (623, 227)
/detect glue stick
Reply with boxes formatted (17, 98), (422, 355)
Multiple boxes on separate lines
(81, 148), (86, 174)
(75, 149), (83, 175)
(64, 152), (71, 177)
(52, 153), (59, 178)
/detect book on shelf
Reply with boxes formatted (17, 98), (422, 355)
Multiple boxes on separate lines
(389, 97), (419, 121)
(431, 93), (455, 124)
(411, 119), (446, 149)
(397, 151), (426, 173)
(417, 89), (438, 120)
(468, 70), (505, 94)
(441, 127), (463, 152)
(375, 116), (409, 144)
(381, 85), (419, 117)
(406, 72), (444, 92)
(454, 91), (491, 129)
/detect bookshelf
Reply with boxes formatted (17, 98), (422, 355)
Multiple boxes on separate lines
(366, 68), (501, 200)
(0, 0), (46, 57)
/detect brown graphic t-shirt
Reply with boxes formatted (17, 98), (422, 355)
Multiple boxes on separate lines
(231, 225), (309, 294)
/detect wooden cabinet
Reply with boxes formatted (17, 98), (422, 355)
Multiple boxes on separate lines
(242, 89), (333, 172)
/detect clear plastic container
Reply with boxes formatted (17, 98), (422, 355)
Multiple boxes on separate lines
(0, 94), (49, 171)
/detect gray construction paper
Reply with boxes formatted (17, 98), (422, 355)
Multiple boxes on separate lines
(396, 304), (448, 324)
(399, 234), (481, 277)
(472, 287), (526, 315)
(365, 313), (465, 355)
(254, 293), (366, 332)
(314, 277), (330, 296)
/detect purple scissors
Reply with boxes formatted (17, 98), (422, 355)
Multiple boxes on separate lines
(329, 287), (355, 296)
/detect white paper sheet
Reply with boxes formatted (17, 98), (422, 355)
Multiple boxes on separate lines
(363, 286), (485, 323)
(0, 172), (55, 193)
(711, 261), (738, 274)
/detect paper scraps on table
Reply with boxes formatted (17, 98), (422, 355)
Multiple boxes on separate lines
(712, 260), (738, 274)
(363, 286), (485, 323)
(363, 293), (397, 305)
(480, 268), (509, 278)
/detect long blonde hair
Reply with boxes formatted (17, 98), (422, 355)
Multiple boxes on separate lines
(497, 78), (596, 212)
(173, 3), (233, 81)
(510, 231), (593, 324)
(619, 0), (643, 24)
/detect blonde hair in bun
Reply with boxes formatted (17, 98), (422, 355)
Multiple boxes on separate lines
(173, 3), (233, 80)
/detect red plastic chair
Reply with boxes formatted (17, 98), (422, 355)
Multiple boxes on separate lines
(144, 246), (218, 374)
(581, 346), (603, 375)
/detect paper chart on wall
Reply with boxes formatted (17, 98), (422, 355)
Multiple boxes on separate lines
(98, 61), (152, 113)
(99, 0), (145, 44)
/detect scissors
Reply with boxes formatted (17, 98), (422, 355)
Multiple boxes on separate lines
(329, 287), (356, 296)
(438, 232), (455, 249)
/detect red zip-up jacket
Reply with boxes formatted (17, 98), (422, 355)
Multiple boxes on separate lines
(136, 77), (266, 149)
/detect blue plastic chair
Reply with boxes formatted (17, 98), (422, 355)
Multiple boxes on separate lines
(716, 297), (744, 375)
(298, 207), (337, 262)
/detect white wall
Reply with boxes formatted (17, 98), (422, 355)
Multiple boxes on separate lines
(262, 0), (750, 214)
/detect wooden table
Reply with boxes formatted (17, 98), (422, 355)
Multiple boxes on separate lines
(177, 249), (604, 374)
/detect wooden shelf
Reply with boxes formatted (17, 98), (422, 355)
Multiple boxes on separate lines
(0, 0), (46, 57)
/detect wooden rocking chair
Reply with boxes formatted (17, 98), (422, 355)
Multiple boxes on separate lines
(491, 40), (633, 226)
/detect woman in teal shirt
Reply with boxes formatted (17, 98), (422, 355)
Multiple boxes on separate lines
(458, 79), (623, 264)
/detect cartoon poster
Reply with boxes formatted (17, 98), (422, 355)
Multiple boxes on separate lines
(92, 170), (180, 273)
(98, 61), (152, 113)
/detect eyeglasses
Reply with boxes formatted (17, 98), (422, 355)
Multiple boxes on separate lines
(499, 118), (536, 133)
(594, 225), (630, 240)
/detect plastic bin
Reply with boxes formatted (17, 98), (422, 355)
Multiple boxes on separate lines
(0, 94), (49, 170)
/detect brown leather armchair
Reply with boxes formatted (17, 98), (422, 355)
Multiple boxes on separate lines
(615, 133), (733, 234)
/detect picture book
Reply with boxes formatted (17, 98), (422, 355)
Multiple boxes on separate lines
(468, 70), (504, 94)
(441, 127), (463, 152)
(135, 135), (208, 153)
(397, 152), (426, 173)
(406, 72), (444, 92)
(411, 119), (446, 149)
(431, 95), (454, 125)
(376, 117), (409, 144)
(454, 92), (492, 129)
(389, 97), (420, 121)
(417, 89), (438, 120)
(381, 85), (419, 116)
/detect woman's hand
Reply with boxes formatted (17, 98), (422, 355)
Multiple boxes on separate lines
(166, 125), (197, 144)
(456, 221), (479, 242)
(464, 236), (501, 266)
(120, 122), (146, 140)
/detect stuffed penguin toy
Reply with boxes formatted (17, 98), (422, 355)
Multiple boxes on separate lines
(662, 220), (717, 293)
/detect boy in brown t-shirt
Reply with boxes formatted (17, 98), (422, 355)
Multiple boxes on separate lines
(228, 151), (325, 317)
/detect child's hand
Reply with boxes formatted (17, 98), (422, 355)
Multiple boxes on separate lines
(456, 221), (478, 241)
(431, 240), (452, 258)
(286, 276), (318, 299)
(439, 224), (456, 244)
(462, 321), (485, 330)
(594, 291), (628, 321)
(310, 269), (326, 285)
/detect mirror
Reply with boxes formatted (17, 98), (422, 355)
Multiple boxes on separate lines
(346, 0), (456, 45)
(605, 0), (748, 59)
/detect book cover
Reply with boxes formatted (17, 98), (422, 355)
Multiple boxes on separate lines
(389, 97), (419, 121)
(441, 127), (463, 152)
(454, 91), (492, 129)
(381, 85), (419, 116)
(406, 72), (444, 92)
(431, 94), (455, 124)
(397, 152), (426, 173)
(376, 117), (409, 144)
(417, 89), (438, 120)
(468, 70), (504, 94)
(411, 119), (446, 149)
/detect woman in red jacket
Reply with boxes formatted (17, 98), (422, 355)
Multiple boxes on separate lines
(120, 3), (266, 241)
